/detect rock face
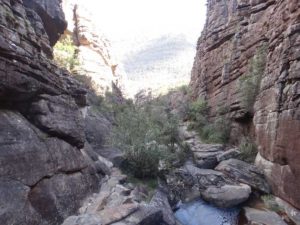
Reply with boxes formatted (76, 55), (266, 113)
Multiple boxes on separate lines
(23, 0), (67, 46)
(0, 1), (109, 224)
(190, 0), (300, 209)
(61, 0), (126, 95)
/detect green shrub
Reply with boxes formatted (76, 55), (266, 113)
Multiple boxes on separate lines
(238, 45), (267, 114)
(261, 195), (283, 212)
(110, 98), (185, 178)
(188, 98), (231, 144)
(200, 116), (231, 144)
(187, 98), (209, 130)
(53, 35), (80, 72)
(238, 136), (258, 163)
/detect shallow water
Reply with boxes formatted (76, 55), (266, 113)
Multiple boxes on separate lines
(174, 199), (240, 225)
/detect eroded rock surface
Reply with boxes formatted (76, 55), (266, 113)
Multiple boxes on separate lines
(61, 0), (126, 95)
(0, 1), (110, 224)
(216, 159), (270, 193)
(243, 207), (287, 225)
(165, 163), (253, 208)
(190, 0), (300, 208)
(62, 168), (173, 225)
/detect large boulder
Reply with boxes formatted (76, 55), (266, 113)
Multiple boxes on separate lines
(165, 164), (251, 208)
(202, 184), (251, 208)
(150, 190), (177, 225)
(215, 159), (270, 193)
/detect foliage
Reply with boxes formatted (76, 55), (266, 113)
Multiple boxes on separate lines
(53, 35), (80, 72)
(187, 98), (209, 130)
(187, 98), (231, 144)
(238, 136), (258, 163)
(200, 116), (231, 144)
(110, 97), (185, 178)
(261, 195), (283, 212)
(238, 45), (267, 114)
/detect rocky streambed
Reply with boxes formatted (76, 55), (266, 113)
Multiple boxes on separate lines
(61, 124), (294, 225)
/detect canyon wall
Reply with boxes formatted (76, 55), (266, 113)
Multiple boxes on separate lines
(0, 0), (111, 224)
(191, 0), (300, 209)
(62, 0), (126, 96)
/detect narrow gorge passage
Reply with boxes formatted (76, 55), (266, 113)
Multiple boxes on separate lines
(0, 0), (299, 225)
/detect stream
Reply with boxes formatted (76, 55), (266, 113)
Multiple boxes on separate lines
(175, 199), (240, 225)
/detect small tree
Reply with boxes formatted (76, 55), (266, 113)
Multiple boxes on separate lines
(238, 45), (267, 114)
(53, 35), (80, 72)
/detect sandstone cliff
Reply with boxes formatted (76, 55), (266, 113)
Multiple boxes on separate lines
(191, 0), (300, 209)
(0, 0), (111, 224)
(61, 0), (126, 96)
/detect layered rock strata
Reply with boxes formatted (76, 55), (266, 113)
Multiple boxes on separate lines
(191, 0), (300, 209)
(62, 0), (126, 95)
(0, 1), (110, 224)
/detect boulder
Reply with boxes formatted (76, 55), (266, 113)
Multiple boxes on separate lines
(217, 148), (240, 162)
(215, 159), (270, 193)
(243, 207), (287, 225)
(183, 164), (229, 190)
(202, 184), (251, 208)
(191, 144), (224, 169)
(166, 163), (254, 208)
(165, 164), (229, 203)
(150, 190), (176, 225)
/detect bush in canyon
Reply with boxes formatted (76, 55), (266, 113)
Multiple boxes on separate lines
(54, 35), (80, 72)
(200, 116), (231, 144)
(238, 45), (267, 114)
(187, 98), (209, 130)
(238, 136), (258, 163)
(110, 98), (184, 178)
(188, 99), (231, 144)
(261, 195), (283, 212)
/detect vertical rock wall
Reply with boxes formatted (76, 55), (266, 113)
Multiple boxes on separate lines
(190, 0), (300, 209)
(0, 0), (109, 224)
(62, 0), (126, 96)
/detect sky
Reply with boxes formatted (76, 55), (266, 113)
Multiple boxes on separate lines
(81, 0), (207, 40)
